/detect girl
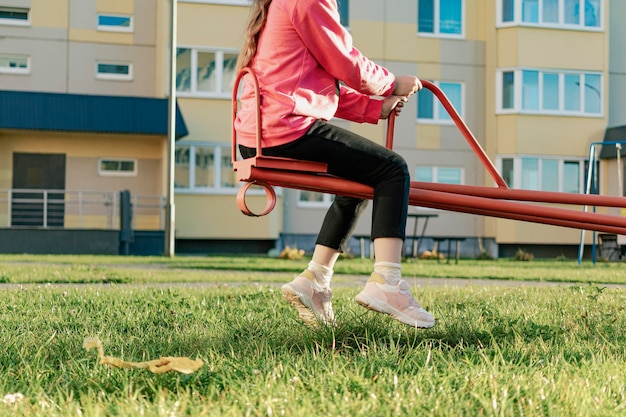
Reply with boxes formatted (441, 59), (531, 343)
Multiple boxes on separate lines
(235, 0), (435, 329)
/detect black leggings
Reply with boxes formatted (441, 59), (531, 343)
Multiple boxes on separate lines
(239, 120), (410, 252)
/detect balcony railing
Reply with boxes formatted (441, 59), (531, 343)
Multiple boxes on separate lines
(0, 189), (166, 230)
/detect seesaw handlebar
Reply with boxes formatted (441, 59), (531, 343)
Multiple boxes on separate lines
(231, 70), (507, 189)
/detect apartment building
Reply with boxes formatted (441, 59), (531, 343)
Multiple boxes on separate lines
(0, 0), (619, 258)
(173, 0), (615, 258)
(0, 0), (185, 254)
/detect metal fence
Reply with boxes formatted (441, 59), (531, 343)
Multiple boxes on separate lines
(0, 189), (165, 230)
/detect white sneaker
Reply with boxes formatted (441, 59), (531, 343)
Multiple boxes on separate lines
(281, 270), (335, 327)
(355, 273), (435, 328)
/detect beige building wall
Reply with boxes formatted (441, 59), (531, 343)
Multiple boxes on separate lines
(0, 130), (166, 229)
(0, 0), (159, 96)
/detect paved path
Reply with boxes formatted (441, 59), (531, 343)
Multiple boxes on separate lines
(1, 272), (624, 290)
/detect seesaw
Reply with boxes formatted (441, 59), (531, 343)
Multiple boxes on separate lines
(231, 67), (626, 235)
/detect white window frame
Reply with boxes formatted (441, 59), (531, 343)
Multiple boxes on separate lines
(98, 158), (138, 177)
(95, 61), (133, 81)
(496, 155), (586, 192)
(176, 47), (239, 99)
(417, 81), (464, 125)
(0, 54), (30, 74)
(97, 14), (134, 33)
(417, 0), (465, 39)
(0, 7), (30, 26)
(496, 0), (603, 31)
(175, 143), (248, 195)
(297, 191), (333, 209)
(496, 68), (603, 116)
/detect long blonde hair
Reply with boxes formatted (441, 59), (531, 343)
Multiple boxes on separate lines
(236, 0), (273, 73)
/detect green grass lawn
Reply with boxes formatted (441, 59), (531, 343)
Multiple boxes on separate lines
(0, 253), (625, 285)
(0, 255), (625, 416)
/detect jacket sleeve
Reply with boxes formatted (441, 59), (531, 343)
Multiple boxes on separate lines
(292, 0), (395, 97)
(335, 84), (383, 124)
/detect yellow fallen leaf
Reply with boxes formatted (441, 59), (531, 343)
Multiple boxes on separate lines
(83, 337), (203, 374)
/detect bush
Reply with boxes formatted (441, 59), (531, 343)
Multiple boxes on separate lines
(476, 251), (494, 260)
(420, 250), (445, 261)
(514, 248), (534, 261)
(277, 246), (305, 260)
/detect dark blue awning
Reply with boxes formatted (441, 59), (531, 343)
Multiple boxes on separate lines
(0, 90), (188, 139)
(599, 125), (626, 159)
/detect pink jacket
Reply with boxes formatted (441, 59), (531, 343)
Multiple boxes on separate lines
(234, 0), (396, 148)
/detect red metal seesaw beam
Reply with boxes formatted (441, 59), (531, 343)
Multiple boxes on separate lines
(236, 167), (626, 235)
(232, 67), (626, 234)
(412, 181), (626, 208)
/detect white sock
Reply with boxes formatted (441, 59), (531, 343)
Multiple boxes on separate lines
(374, 261), (402, 286)
(308, 261), (333, 288)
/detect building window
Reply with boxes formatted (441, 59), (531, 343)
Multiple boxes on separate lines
(175, 144), (237, 192)
(0, 7), (29, 25)
(497, 69), (602, 116)
(418, 0), (464, 37)
(498, 0), (602, 29)
(416, 166), (464, 184)
(418, 81), (463, 123)
(338, 0), (349, 27)
(176, 48), (238, 98)
(98, 158), (137, 176)
(96, 62), (133, 80)
(498, 156), (586, 193)
(298, 191), (333, 208)
(0, 54), (29, 74)
(97, 14), (133, 32)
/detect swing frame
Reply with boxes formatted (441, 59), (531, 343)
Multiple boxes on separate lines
(231, 67), (626, 236)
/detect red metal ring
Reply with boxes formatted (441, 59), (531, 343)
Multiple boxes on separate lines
(236, 181), (276, 217)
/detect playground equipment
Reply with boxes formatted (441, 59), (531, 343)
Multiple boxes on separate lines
(231, 68), (626, 254)
(578, 140), (626, 263)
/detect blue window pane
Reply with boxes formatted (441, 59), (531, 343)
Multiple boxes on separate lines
(584, 0), (600, 27)
(418, 88), (434, 119)
(176, 48), (191, 92)
(438, 168), (462, 184)
(416, 167), (433, 182)
(564, 74), (580, 111)
(522, 71), (539, 110)
(502, 0), (514, 22)
(584, 73), (601, 114)
(418, 0), (434, 33)
(222, 53), (238, 94)
(542, 73), (559, 110)
(438, 82), (462, 120)
(522, 0), (538, 23)
(0, 9), (28, 20)
(502, 71), (514, 109)
(98, 15), (131, 28)
(542, 0), (559, 23)
(502, 158), (514, 187)
(98, 63), (129, 75)
(564, 0), (579, 24)
(440, 0), (462, 34)
(521, 157), (539, 190)
(542, 159), (558, 191)
(564, 161), (580, 193)
(338, 0), (349, 27)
